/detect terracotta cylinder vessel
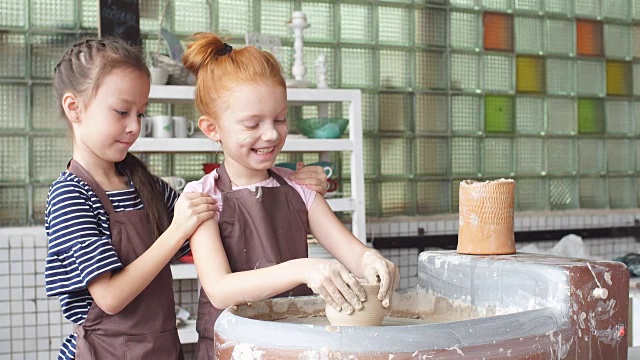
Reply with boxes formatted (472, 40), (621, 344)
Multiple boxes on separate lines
(457, 179), (515, 255)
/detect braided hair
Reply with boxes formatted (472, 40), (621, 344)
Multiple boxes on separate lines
(53, 38), (150, 120)
(54, 38), (169, 242)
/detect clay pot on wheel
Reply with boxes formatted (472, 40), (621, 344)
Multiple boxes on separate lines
(325, 281), (388, 326)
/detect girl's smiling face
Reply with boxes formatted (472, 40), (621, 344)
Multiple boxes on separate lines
(209, 81), (288, 184)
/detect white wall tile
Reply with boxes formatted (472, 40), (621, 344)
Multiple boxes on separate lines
(10, 262), (22, 274)
(408, 222), (418, 235)
(390, 223), (400, 235)
(400, 222), (409, 235)
(427, 221), (436, 234)
(34, 248), (46, 261)
(9, 237), (23, 248)
(36, 338), (48, 351)
(35, 313), (47, 325)
(24, 326), (36, 338)
(23, 314), (35, 326)
(10, 249), (22, 261)
(36, 325), (48, 338)
(380, 222), (391, 236)
(445, 220), (455, 233)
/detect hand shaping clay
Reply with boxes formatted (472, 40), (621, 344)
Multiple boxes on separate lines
(325, 281), (388, 326)
(457, 179), (515, 255)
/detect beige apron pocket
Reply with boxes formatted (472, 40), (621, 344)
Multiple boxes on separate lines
(124, 329), (181, 359)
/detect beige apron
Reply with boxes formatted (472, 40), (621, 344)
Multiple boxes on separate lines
(195, 164), (312, 359)
(68, 160), (183, 360)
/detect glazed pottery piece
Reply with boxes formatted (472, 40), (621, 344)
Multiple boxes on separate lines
(325, 281), (387, 326)
(457, 178), (516, 255)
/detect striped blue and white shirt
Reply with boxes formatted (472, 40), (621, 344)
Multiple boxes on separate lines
(44, 171), (187, 360)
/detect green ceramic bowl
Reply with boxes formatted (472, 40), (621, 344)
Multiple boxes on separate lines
(297, 117), (348, 139)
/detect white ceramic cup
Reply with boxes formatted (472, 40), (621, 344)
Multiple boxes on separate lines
(151, 115), (173, 138)
(161, 176), (186, 191)
(150, 66), (169, 85)
(139, 117), (152, 138)
(173, 116), (195, 138)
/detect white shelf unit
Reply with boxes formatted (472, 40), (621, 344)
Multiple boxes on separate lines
(137, 85), (366, 240)
(153, 85), (365, 345)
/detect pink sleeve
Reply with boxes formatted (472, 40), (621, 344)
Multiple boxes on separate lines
(183, 170), (223, 221)
(271, 167), (317, 210)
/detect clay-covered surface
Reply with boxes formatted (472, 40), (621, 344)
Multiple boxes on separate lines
(214, 292), (561, 358)
(212, 251), (628, 359)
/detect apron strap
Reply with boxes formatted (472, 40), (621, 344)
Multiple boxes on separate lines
(68, 159), (116, 216)
(215, 163), (233, 193)
(267, 168), (287, 186)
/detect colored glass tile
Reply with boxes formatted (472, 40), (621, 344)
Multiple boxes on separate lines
(483, 12), (514, 51)
(578, 98), (605, 134)
(576, 19), (603, 56)
(485, 95), (514, 133)
(606, 60), (632, 96)
(516, 56), (545, 93)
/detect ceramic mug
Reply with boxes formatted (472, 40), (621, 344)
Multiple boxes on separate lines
(311, 161), (336, 179)
(327, 178), (338, 193)
(275, 161), (336, 179)
(202, 162), (221, 174)
(151, 115), (173, 138)
(139, 117), (152, 138)
(274, 162), (298, 171)
(161, 176), (186, 191)
(173, 116), (195, 138)
(150, 66), (169, 85)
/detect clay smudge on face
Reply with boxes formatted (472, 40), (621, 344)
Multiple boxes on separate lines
(234, 135), (255, 145)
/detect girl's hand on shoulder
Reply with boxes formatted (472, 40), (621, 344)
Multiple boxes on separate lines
(289, 162), (328, 195)
(361, 250), (399, 308)
(170, 192), (218, 240)
(303, 258), (365, 314)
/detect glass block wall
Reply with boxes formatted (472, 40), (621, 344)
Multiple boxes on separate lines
(447, 0), (640, 216)
(2, 0), (640, 226)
